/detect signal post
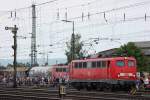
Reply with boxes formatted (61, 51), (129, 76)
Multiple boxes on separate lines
(5, 25), (18, 88)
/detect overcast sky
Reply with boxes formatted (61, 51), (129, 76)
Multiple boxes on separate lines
(0, 0), (150, 63)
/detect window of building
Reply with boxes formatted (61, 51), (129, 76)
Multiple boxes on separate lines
(116, 60), (125, 67)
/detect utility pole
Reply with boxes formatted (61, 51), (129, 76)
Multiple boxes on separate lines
(62, 20), (75, 61)
(31, 4), (37, 67)
(72, 21), (75, 60)
(5, 25), (18, 88)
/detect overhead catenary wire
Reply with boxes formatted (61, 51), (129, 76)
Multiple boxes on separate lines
(41, 15), (150, 36)
(35, 0), (63, 6)
(1, 0), (150, 61)
(57, 0), (100, 10)
(68, 0), (150, 20)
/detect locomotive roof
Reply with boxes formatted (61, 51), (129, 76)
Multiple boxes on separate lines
(52, 65), (68, 68)
(72, 57), (135, 62)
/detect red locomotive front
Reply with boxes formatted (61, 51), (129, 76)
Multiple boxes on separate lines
(69, 57), (137, 91)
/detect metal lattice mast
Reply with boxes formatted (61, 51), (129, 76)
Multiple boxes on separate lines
(31, 4), (37, 67)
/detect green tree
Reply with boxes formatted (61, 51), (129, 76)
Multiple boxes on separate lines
(65, 34), (85, 63)
(115, 42), (148, 72)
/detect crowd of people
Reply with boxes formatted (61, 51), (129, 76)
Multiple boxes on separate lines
(0, 74), (52, 87)
(136, 72), (150, 90)
(0, 72), (150, 90)
(0, 74), (68, 88)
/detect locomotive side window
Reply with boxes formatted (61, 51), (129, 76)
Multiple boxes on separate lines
(66, 68), (69, 72)
(56, 68), (62, 72)
(92, 62), (96, 68)
(56, 68), (59, 72)
(102, 61), (106, 68)
(79, 62), (82, 68)
(87, 62), (92, 68)
(63, 68), (66, 72)
(83, 62), (87, 68)
(60, 68), (63, 72)
(116, 60), (125, 67)
(128, 60), (135, 67)
(97, 61), (101, 68)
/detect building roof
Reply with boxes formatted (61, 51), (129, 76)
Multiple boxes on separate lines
(5, 67), (29, 72)
(134, 41), (150, 55)
(134, 41), (150, 48)
(94, 41), (150, 57)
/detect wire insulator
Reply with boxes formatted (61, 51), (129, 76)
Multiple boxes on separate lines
(124, 13), (126, 21)
(88, 12), (90, 20)
(145, 13), (147, 21)
(104, 12), (107, 22)
(15, 11), (16, 18)
(82, 12), (84, 21)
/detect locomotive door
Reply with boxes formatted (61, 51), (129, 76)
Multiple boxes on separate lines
(107, 61), (111, 79)
(69, 62), (74, 79)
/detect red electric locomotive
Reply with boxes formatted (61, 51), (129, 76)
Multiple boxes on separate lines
(51, 64), (69, 82)
(69, 57), (137, 91)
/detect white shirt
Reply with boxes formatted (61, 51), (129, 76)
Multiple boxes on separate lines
(144, 78), (149, 85)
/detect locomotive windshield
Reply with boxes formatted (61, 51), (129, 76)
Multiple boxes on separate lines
(116, 60), (125, 67)
(128, 60), (135, 67)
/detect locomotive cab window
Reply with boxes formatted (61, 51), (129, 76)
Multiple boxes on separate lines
(128, 60), (135, 67)
(116, 60), (125, 67)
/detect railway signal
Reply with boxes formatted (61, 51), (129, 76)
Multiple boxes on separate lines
(5, 25), (18, 88)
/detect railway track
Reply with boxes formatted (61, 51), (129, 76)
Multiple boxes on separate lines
(0, 87), (150, 100)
